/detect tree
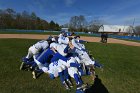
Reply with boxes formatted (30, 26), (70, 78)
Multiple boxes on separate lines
(88, 18), (103, 32)
(54, 23), (61, 31)
(69, 15), (87, 32)
(0, 8), (59, 30)
(30, 12), (37, 20)
(1, 8), (16, 29)
(69, 16), (79, 30)
(0, 9), (4, 28)
(135, 26), (140, 35)
(30, 12), (37, 29)
(15, 13), (22, 29)
(78, 15), (87, 32)
(49, 20), (56, 30)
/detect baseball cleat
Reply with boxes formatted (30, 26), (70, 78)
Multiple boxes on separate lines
(76, 83), (88, 90)
(32, 71), (37, 79)
(20, 62), (25, 70)
(67, 79), (73, 88)
(63, 81), (70, 90)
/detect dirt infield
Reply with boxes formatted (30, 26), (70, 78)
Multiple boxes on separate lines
(0, 34), (140, 47)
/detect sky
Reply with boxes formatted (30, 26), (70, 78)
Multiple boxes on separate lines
(0, 0), (140, 26)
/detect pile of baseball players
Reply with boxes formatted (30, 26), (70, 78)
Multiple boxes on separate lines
(20, 31), (103, 92)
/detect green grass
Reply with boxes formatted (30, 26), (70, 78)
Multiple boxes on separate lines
(0, 39), (140, 93)
(86, 43), (140, 93)
(113, 38), (140, 43)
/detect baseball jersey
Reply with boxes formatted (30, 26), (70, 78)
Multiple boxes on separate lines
(71, 39), (85, 50)
(50, 43), (68, 56)
(58, 35), (69, 45)
(34, 40), (49, 51)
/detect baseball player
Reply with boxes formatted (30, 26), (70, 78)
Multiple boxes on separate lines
(20, 47), (54, 71)
(23, 40), (49, 62)
(20, 35), (57, 70)
(20, 39), (53, 71)
(71, 35), (89, 51)
(30, 48), (55, 79)
(50, 50), (86, 90)
(50, 42), (69, 56)
(58, 31), (69, 45)
(68, 41), (103, 78)
(32, 51), (73, 90)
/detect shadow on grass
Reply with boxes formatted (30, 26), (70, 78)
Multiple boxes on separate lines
(85, 75), (109, 93)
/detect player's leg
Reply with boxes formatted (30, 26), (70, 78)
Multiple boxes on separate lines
(32, 66), (48, 79)
(32, 69), (44, 79)
(63, 69), (73, 88)
(58, 67), (70, 90)
(20, 58), (35, 71)
(25, 46), (34, 60)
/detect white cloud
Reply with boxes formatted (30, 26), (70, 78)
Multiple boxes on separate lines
(100, 14), (140, 26)
(65, 0), (76, 6)
(106, 0), (140, 14)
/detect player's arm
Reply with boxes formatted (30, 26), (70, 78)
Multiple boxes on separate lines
(72, 39), (82, 50)
(51, 52), (68, 62)
(68, 41), (75, 49)
(78, 40), (88, 43)
(51, 47), (57, 53)
(64, 45), (70, 53)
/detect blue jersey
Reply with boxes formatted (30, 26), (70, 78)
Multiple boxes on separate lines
(51, 52), (68, 62)
(36, 48), (55, 64)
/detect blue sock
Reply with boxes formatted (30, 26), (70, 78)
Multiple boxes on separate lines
(74, 74), (79, 85)
(25, 61), (35, 65)
(63, 70), (69, 80)
(31, 62), (37, 68)
(59, 72), (65, 83)
(79, 77), (83, 85)
(70, 63), (80, 68)
(78, 68), (85, 76)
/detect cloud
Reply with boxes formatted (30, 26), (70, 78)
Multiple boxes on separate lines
(27, 0), (48, 12)
(99, 0), (140, 25)
(106, 0), (140, 14)
(64, 0), (76, 6)
(42, 11), (84, 25)
(99, 14), (140, 26)
(122, 15), (140, 26)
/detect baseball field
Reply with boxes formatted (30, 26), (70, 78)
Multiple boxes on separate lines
(0, 36), (140, 93)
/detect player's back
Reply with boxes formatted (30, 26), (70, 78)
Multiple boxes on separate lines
(58, 36), (69, 45)
(34, 40), (49, 50)
(57, 44), (68, 56)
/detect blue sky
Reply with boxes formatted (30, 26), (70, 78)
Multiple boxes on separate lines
(0, 0), (140, 25)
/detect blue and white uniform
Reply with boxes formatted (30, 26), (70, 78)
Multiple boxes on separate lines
(66, 57), (83, 85)
(26, 40), (49, 60)
(72, 47), (95, 66)
(33, 48), (54, 69)
(50, 42), (68, 56)
(47, 60), (66, 78)
(71, 38), (86, 50)
(58, 34), (69, 45)
(51, 52), (83, 86)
